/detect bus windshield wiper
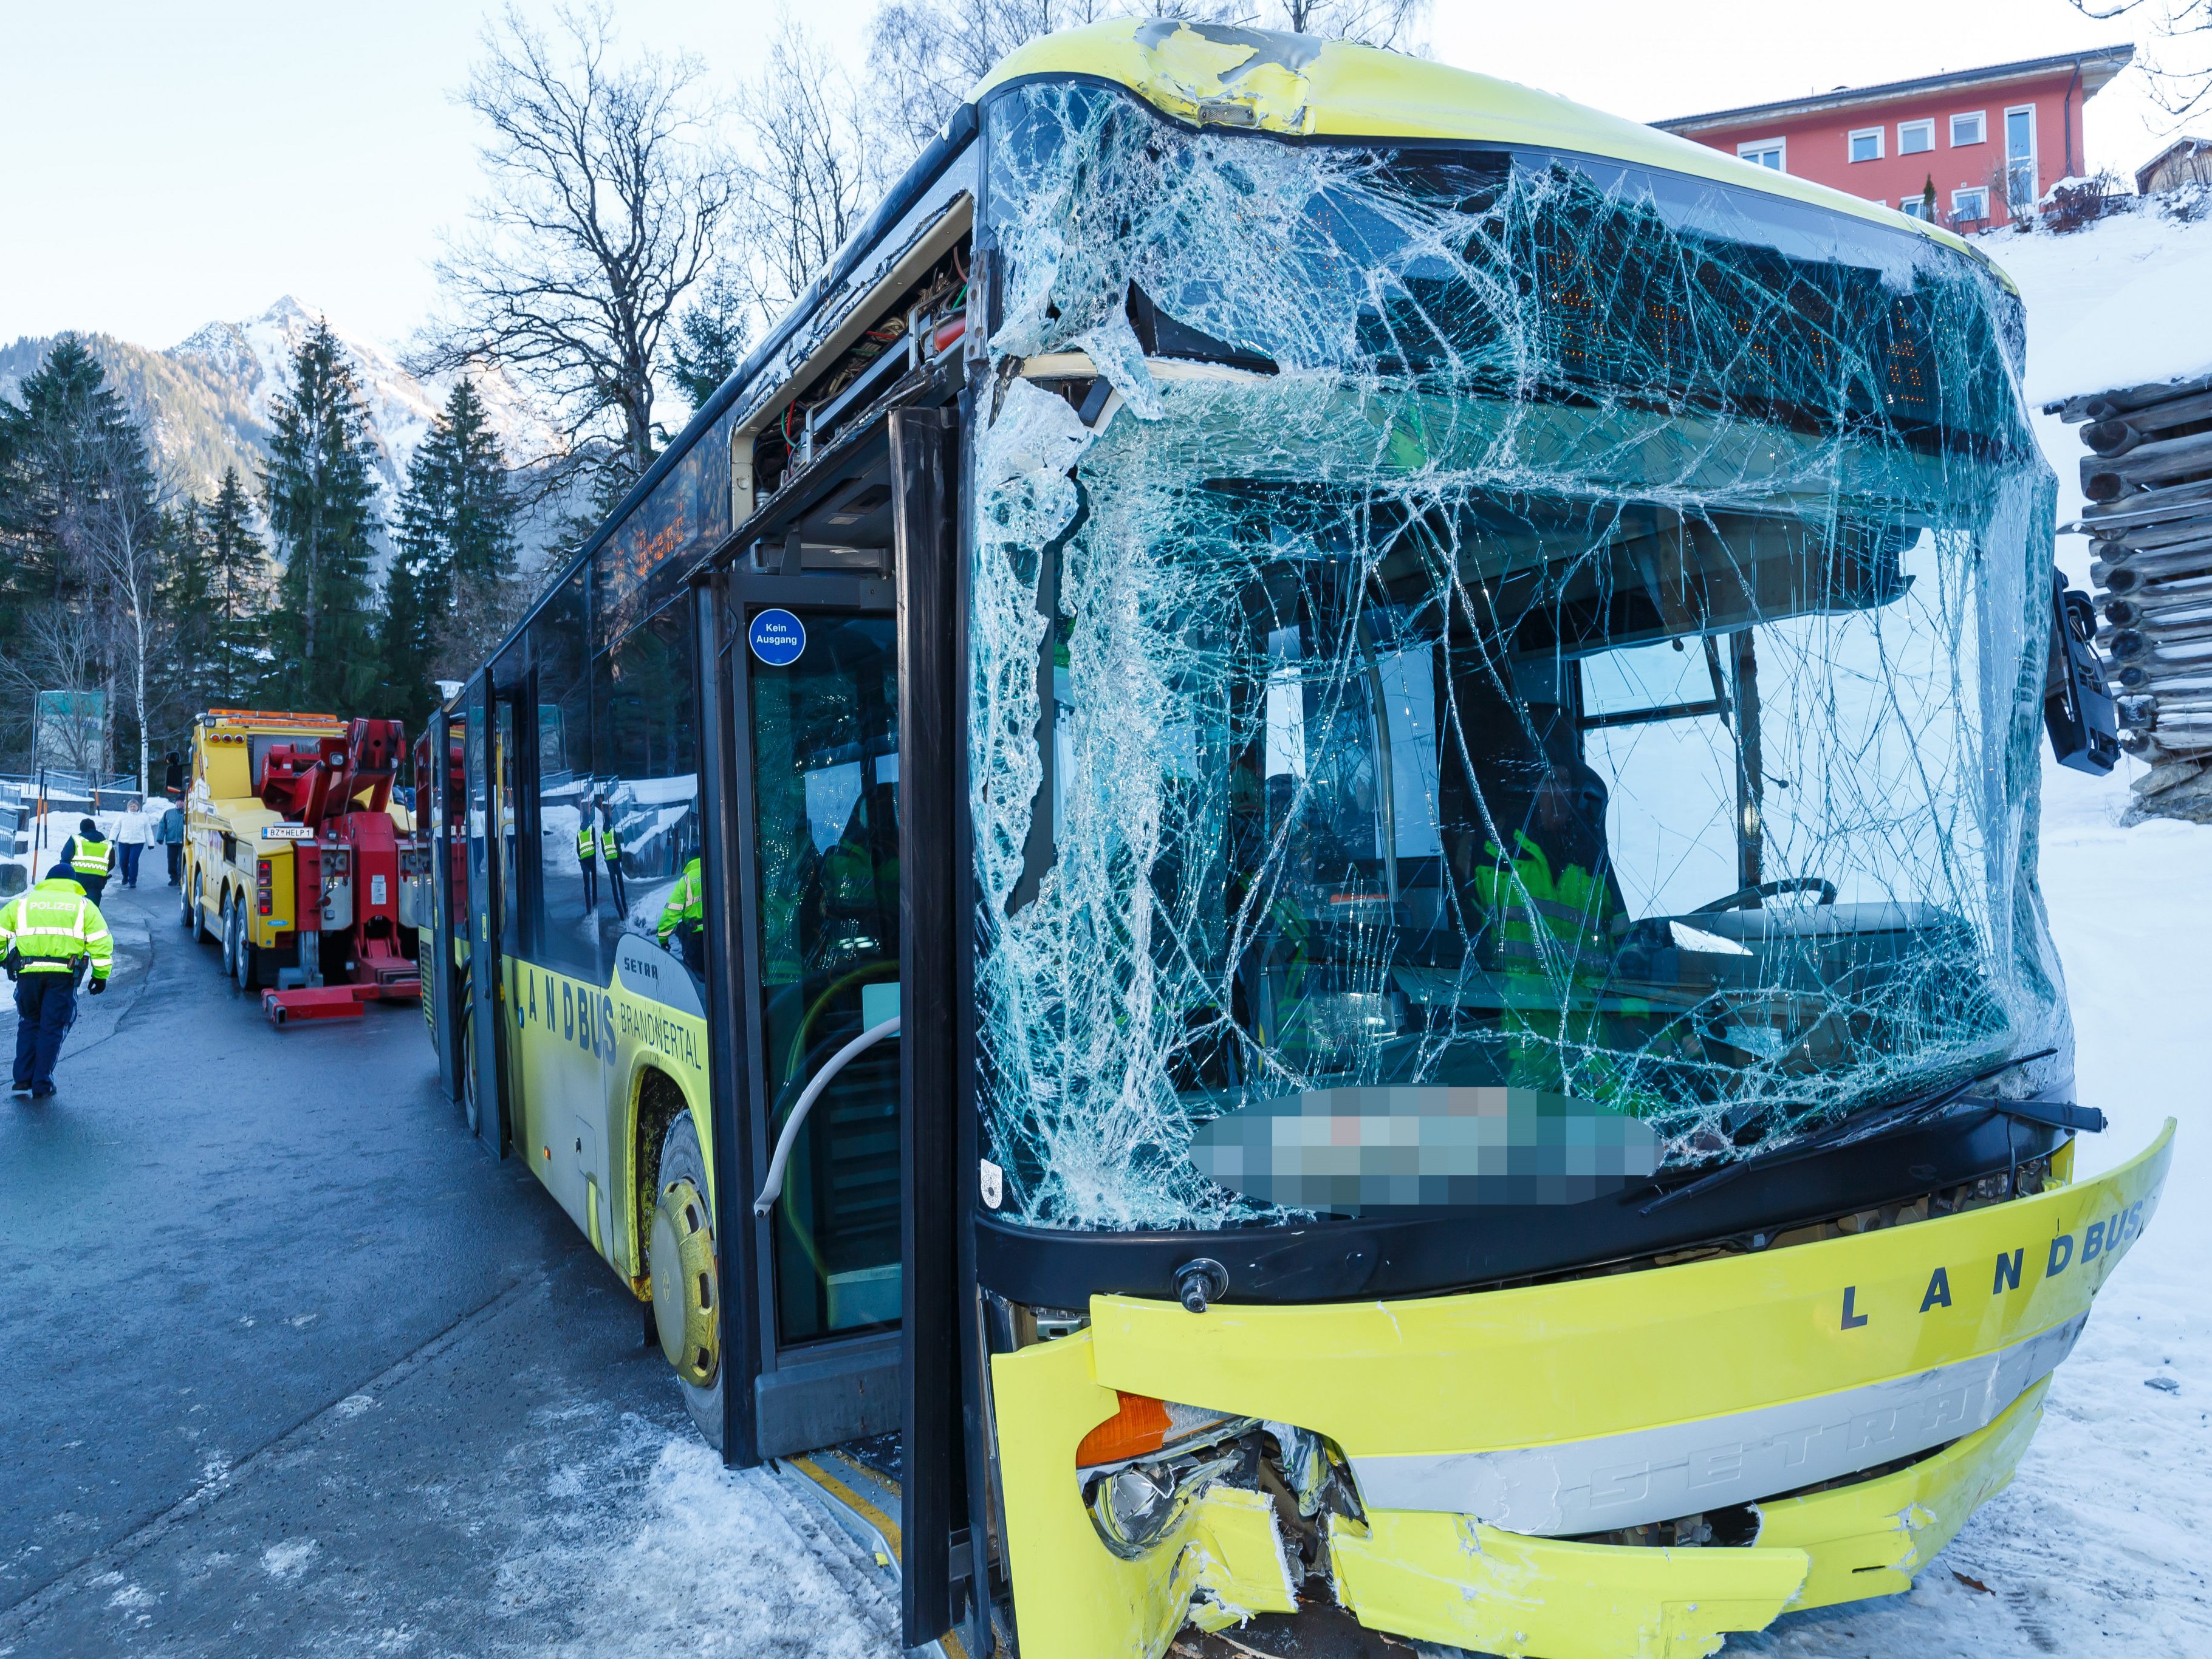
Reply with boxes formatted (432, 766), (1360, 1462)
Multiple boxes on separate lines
(1639, 1047), (2058, 1216)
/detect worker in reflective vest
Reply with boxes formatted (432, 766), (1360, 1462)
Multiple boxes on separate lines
(1, 872), (114, 1098)
(599, 799), (627, 915)
(54, 818), (117, 904)
(658, 856), (703, 971)
(577, 807), (599, 913)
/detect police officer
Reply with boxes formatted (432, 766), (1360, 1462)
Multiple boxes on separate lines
(577, 799), (600, 912)
(2, 870), (114, 1099)
(54, 818), (117, 904)
(600, 796), (628, 915)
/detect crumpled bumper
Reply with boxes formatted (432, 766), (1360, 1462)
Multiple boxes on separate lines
(988, 1121), (2171, 1659)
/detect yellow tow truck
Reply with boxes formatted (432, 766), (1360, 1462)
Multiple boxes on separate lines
(179, 708), (415, 993)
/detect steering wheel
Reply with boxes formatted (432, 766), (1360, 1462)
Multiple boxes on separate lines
(1692, 877), (1837, 914)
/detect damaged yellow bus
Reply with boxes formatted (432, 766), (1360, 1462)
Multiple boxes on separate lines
(418, 19), (2169, 1658)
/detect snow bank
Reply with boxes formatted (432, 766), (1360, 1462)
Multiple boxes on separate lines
(1986, 204), (2212, 407)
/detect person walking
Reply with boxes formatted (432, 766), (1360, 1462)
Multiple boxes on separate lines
(157, 796), (186, 884)
(112, 796), (154, 889)
(1, 870), (114, 1100)
(53, 818), (115, 904)
(163, 751), (186, 795)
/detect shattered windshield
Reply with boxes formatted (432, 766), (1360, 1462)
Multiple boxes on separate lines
(970, 81), (2067, 1231)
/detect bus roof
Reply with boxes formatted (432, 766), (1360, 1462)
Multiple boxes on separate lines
(455, 20), (2010, 706)
(973, 19), (1995, 272)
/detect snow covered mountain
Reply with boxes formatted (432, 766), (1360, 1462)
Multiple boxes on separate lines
(0, 298), (562, 564)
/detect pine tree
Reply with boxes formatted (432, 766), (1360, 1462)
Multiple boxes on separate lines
(0, 335), (142, 658)
(669, 270), (751, 415)
(262, 321), (382, 713)
(194, 467), (271, 707)
(383, 376), (519, 716)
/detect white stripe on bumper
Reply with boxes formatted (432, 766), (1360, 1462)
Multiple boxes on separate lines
(1350, 1312), (2084, 1535)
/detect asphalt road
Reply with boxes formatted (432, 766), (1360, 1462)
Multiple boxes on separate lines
(0, 878), (738, 1657)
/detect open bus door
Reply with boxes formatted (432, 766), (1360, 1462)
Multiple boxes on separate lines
(703, 407), (974, 1652)
(462, 674), (516, 1154)
(423, 706), (468, 1103)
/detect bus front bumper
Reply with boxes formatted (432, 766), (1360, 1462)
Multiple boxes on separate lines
(988, 1121), (2172, 1659)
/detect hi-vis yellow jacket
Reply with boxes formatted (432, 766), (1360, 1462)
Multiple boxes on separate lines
(0, 875), (115, 980)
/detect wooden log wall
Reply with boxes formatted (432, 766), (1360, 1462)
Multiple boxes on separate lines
(2047, 371), (2212, 769)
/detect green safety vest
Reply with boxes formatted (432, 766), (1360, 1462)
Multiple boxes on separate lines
(577, 823), (595, 860)
(69, 838), (115, 879)
(1474, 830), (1616, 979)
(657, 858), (702, 942)
(600, 827), (622, 863)
(0, 877), (115, 979)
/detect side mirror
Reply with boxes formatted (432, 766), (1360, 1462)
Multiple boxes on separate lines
(2045, 569), (2118, 775)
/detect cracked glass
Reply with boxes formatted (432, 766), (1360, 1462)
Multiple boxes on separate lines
(969, 81), (2067, 1231)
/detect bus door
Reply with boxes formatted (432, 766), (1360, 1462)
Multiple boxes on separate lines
(717, 407), (968, 1650)
(426, 705), (464, 1103)
(464, 676), (516, 1154)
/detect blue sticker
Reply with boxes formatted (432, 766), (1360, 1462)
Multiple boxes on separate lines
(749, 609), (806, 666)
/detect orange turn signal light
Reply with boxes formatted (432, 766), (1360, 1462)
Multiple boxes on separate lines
(1076, 1390), (1170, 1466)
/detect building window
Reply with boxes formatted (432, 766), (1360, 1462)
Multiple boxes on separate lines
(1738, 137), (1786, 171)
(1952, 186), (1990, 224)
(2006, 105), (2037, 209)
(1899, 196), (1930, 219)
(1849, 128), (1883, 163)
(1951, 111), (1986, 146)
(1899, 119), (1934, 156)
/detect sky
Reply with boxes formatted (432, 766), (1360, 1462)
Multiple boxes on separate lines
(0, 0), (2189, 353)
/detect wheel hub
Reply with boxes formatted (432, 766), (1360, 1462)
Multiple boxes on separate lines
(649, 1177), (718, 1386)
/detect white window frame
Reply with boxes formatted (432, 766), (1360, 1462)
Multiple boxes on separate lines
(1951, 110), (1987, 146)
(1897, 194), (1930, 220)
(1847, 126), (1885, 163)
(1736, 136), (1787, 172)
(1897, 118), (1934, 156)
(1951, 186), (1990, 222)
(2004, 103), (2038, 207)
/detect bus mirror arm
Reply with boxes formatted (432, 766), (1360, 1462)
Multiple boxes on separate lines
(753, 1017), (902, 1216)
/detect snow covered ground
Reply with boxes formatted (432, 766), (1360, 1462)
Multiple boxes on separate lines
(1728, 203), (2212, 1659)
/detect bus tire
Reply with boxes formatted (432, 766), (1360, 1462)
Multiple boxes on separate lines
(650, 1111), (723, 1450)
(461, 1019), (481, 1136)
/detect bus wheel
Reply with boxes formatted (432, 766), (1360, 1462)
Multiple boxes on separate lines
(461, 1020), (481, 1135)
(650, 1112), (722, 1449)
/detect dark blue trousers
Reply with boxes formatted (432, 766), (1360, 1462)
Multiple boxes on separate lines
(13, 973), (78, 1092)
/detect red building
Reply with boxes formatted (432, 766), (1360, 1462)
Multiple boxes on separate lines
(1654, 46), (2134, 232)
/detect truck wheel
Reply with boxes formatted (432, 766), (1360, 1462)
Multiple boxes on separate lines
(221, 901), (239, 979)
(179, 867), (193, 929)
(191, 870), (212, 945)
(650, 1112), (723, 1450)
(235, 914), (261, 991)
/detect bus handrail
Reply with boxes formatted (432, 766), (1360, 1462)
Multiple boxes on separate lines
(753, 1016), (902, 1216)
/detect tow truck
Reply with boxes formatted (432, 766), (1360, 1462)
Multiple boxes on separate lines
(180, 708), (423, 1022)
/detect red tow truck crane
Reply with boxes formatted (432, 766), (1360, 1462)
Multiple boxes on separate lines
(257, 717), (423, 1025)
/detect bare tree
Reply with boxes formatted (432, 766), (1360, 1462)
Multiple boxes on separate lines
(2071, 1), (2212, 121)
(0, 606), (108, 779)
(868, 0), (1430, 151)
(421, 3), (736, 490)
(78, 443), (173, 795)
(728, 21), (888, 320)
